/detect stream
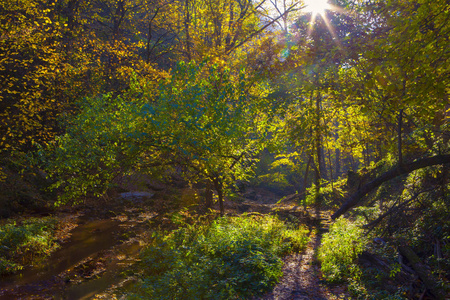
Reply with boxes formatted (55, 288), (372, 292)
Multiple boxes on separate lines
(0, 213), (151, 299)
(0, 187), (230, 299)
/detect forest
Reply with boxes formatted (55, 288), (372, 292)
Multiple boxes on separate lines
(0, 0), (449, 298)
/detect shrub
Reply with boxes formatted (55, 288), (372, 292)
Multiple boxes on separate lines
(304, 179), (346, 208)
(0, 217), (59, 275)
(318, 217), (367, 283)
(131, 214), (309, 299)
(256, 173), (294, 194)
(0, 257), (22, 274)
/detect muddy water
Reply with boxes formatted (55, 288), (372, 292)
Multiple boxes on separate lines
(60, 238), (142, 300)
(0, 189), (202, 299)
(0, 218), (139, 299)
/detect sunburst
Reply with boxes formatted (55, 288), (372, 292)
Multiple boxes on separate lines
(303, 0), (332, 17)
(302, 0), (344, 49)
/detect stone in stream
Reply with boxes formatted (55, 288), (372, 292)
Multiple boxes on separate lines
(119, 191), (155, 201)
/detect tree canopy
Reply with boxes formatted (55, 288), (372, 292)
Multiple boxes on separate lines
(1, 0), (448, 217)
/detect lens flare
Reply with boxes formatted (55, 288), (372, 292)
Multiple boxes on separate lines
(303, 0), (331, 16)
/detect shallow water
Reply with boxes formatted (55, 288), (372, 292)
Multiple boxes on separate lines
(59, 239), (142, 300)
(0, 218), (124, 299)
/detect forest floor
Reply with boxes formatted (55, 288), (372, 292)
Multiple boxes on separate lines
(257, 233), (348, 300)
(226, 190), (350, 300)
(0, 186), (350, 300)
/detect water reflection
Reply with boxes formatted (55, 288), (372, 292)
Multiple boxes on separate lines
(0, 219), (121, 298)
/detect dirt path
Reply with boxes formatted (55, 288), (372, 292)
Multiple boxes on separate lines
(260, 237), (326, 300)
(233, 192), (349, 300)
(257, 229), (348, 300)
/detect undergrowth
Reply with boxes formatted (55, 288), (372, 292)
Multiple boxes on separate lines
(0, 217), (59, 275)
(129, 214), (309, 300)
(318, 217), (368, 284)
(305, 178), (346, 207)
(317, 164), (450, 299)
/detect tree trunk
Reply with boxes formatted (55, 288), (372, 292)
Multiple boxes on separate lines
(146, 8), (159, 63)
(213, 178), (224, 216)
(398, 109), (403, 166)
(332, 154), (450, 219)
(113, 0), (125, 39)
(303, 154), (312, 193)
(315, 92), (326, 181)
(327, 147), (334, 181)
(320, 145), (328, 180)
(335, 148), (341, 178)
(302, 154), (313, 208)
(184, 0), (192, 61)
(205, 179), (213, 208)
(67, 0), (79, 30)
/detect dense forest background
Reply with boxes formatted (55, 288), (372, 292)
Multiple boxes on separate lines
(0, 0), (449, 298)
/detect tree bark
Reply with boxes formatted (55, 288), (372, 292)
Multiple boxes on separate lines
(67, 0), (80, 30)
(113, 0), (126, 39)
(303, 154), (312, 192)
(146, 8), (160, 63)
(205, 179), (213, 208)
(184, 0), (192, 61)
(331, 154), (450, 219)
(398, 109), (403, 166)
(335, 147), (341, 178)
(213, 177), (224, 216)
(315, 91), (327, 181)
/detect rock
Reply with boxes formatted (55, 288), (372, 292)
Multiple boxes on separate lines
(119, 191), (155, 201)
(346, 170), (360, 189)
(373, 237), (386, 245)
(238, 204), (251, 212)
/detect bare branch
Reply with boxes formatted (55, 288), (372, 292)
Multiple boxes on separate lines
(225, 1), (304, 54)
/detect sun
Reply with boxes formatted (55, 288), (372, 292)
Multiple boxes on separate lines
(303, 0), (331, 16)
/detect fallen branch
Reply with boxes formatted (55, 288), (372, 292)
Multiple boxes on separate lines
(398, 245), (447, 300)
(332, 154), (450, 219)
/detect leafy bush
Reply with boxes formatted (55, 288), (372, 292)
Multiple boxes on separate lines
(0, 257), (21, 274)
(131, 214), (309, 299)
(256, 173), (293, 194)
(318, 217), (368, 283)
(253, 152), (304, 195)
(0, 217), (59, 275)
(303, 178), (347, 208)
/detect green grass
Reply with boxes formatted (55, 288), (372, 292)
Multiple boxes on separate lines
(130, 214), (309, 300)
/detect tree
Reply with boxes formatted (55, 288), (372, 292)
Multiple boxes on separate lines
(142, 61), (272, 214)
(332, 154), (450, 219)
(326, 0), (450, 216)
(279, 5), (357, 198)
(46, 60), (272, 214)
(338, 0), (450, 163)
(0, 0), (64, 153)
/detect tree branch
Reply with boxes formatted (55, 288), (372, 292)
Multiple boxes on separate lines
(331, 154), (450, 219)
(225, 2), (304, 54)
(363, 187), (435, 231)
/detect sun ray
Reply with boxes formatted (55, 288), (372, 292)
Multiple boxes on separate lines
(321, 15), (343, 50)
(307, 13), (318, 36)
(302, 0), (347, 52)
(303, 0), (331, 17)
